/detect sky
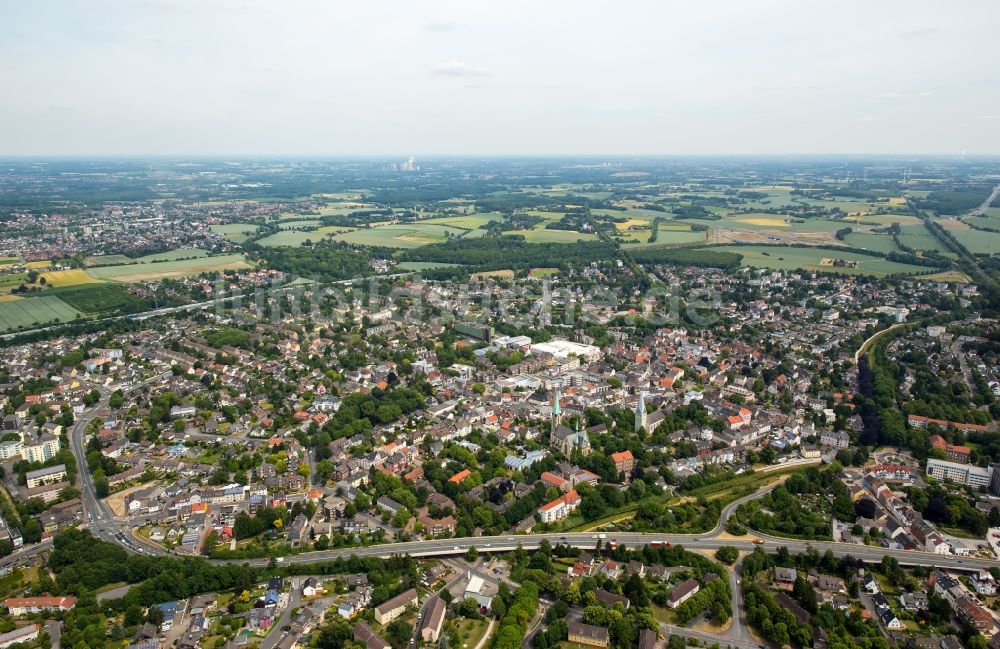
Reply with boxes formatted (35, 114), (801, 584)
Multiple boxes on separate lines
(1, 0), (998, 156)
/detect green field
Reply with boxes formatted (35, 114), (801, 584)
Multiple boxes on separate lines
(948, 228), (1000, 255)
(256, 226), (355, 247)
(706, 245), (930, 276)
(503, 228), (599, 243)
(136, 248), (210, 262)
(211, 223), (260, 243)
(86, 253), (253, 282)
(0, 295), (84, 332)
(417, 213), (504, 229)
(396, 261), (463, 271)
(84, 254), (134, 266)
(277, 219), (322, 230)
(330, 223), (471, 248)
(896, 223), (943, 252)
(622, 228), (708, 248)
(842, 232), (901, 254)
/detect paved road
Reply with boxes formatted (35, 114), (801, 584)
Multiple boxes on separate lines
(965, 182), (1000, 219)
(662, 622), (760, 649)
(259, 578), (301, 649)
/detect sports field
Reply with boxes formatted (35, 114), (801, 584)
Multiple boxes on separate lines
(705, 245), (929, 276)
(87, 254), (253, 282)
(0, 295), (84, 332)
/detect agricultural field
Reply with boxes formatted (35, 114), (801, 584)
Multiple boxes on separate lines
(622, 228), (708, 248)
(504, 228), (598, 243)
(396, 261), (463, 271)
(964, 208), (1000, 231)
(0, 295), (83, 332)
(255, 226), (354, 247)
(36, 269), (103, 287)
(920, 269), (973, 284)
(841, 232), (901, 254)
(417, 213), (504, 229)
(277, 219), (322, 230)
(896, 223), (943, 252)
(210, 223), (260, 243)
(87, 253), (253, 282)
(470, 269), (514, 280)
(84, 254), (133, 266)
(136, 248), (210, 263)
(706, 245), (930, 277)
(330, 223), (471, 248)
(939, 217), (1000, 255)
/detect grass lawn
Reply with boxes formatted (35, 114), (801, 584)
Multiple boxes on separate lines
(450, 617), (491, 649)
(651, 604), (675, 625)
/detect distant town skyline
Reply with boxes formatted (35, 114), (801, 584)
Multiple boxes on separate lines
(1, 0), (998, 156)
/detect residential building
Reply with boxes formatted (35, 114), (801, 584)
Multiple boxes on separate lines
(567, 621), (610, 648)
(667, 579), (700, 608)
(374, 588), (417, 625)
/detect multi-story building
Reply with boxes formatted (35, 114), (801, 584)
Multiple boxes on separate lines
(20, 433), (60, 463)
(925, 458), (991, 489)
(537, 489), (581, 524)
(374, 588), (417, 625)
(25, 464), (67, 489)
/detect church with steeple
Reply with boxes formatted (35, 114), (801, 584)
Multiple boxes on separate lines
(635, 391), (647, 432)
(548, 387), (591, 457)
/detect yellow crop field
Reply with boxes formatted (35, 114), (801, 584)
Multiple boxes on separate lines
(616, 219), (652, 232)
(38, 269), (104, 287)
(471, 269), (515, 280)
(732, 216), (789, 227)
(25, 261), (54, 269)
(0, 295), (23, 302)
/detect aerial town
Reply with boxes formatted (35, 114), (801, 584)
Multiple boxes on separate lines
(0, 155), (998, 649)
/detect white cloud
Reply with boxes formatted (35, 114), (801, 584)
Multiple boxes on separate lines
(423, 21), (459, 32)
(430, 60), (489, 78)
(973, 115), (998, 121)
(857, 116), (877, 122)
(875, 91), (933, 99)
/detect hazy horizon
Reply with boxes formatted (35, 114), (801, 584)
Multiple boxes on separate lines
(2, 0), (998, 157)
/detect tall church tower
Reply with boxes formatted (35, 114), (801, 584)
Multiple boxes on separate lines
(635, 391), (647, 432)
(551, 387), (563, 432)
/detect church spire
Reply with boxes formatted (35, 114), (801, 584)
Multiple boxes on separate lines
(635, 391), (647, 432)
(551, 386), (562, 431)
